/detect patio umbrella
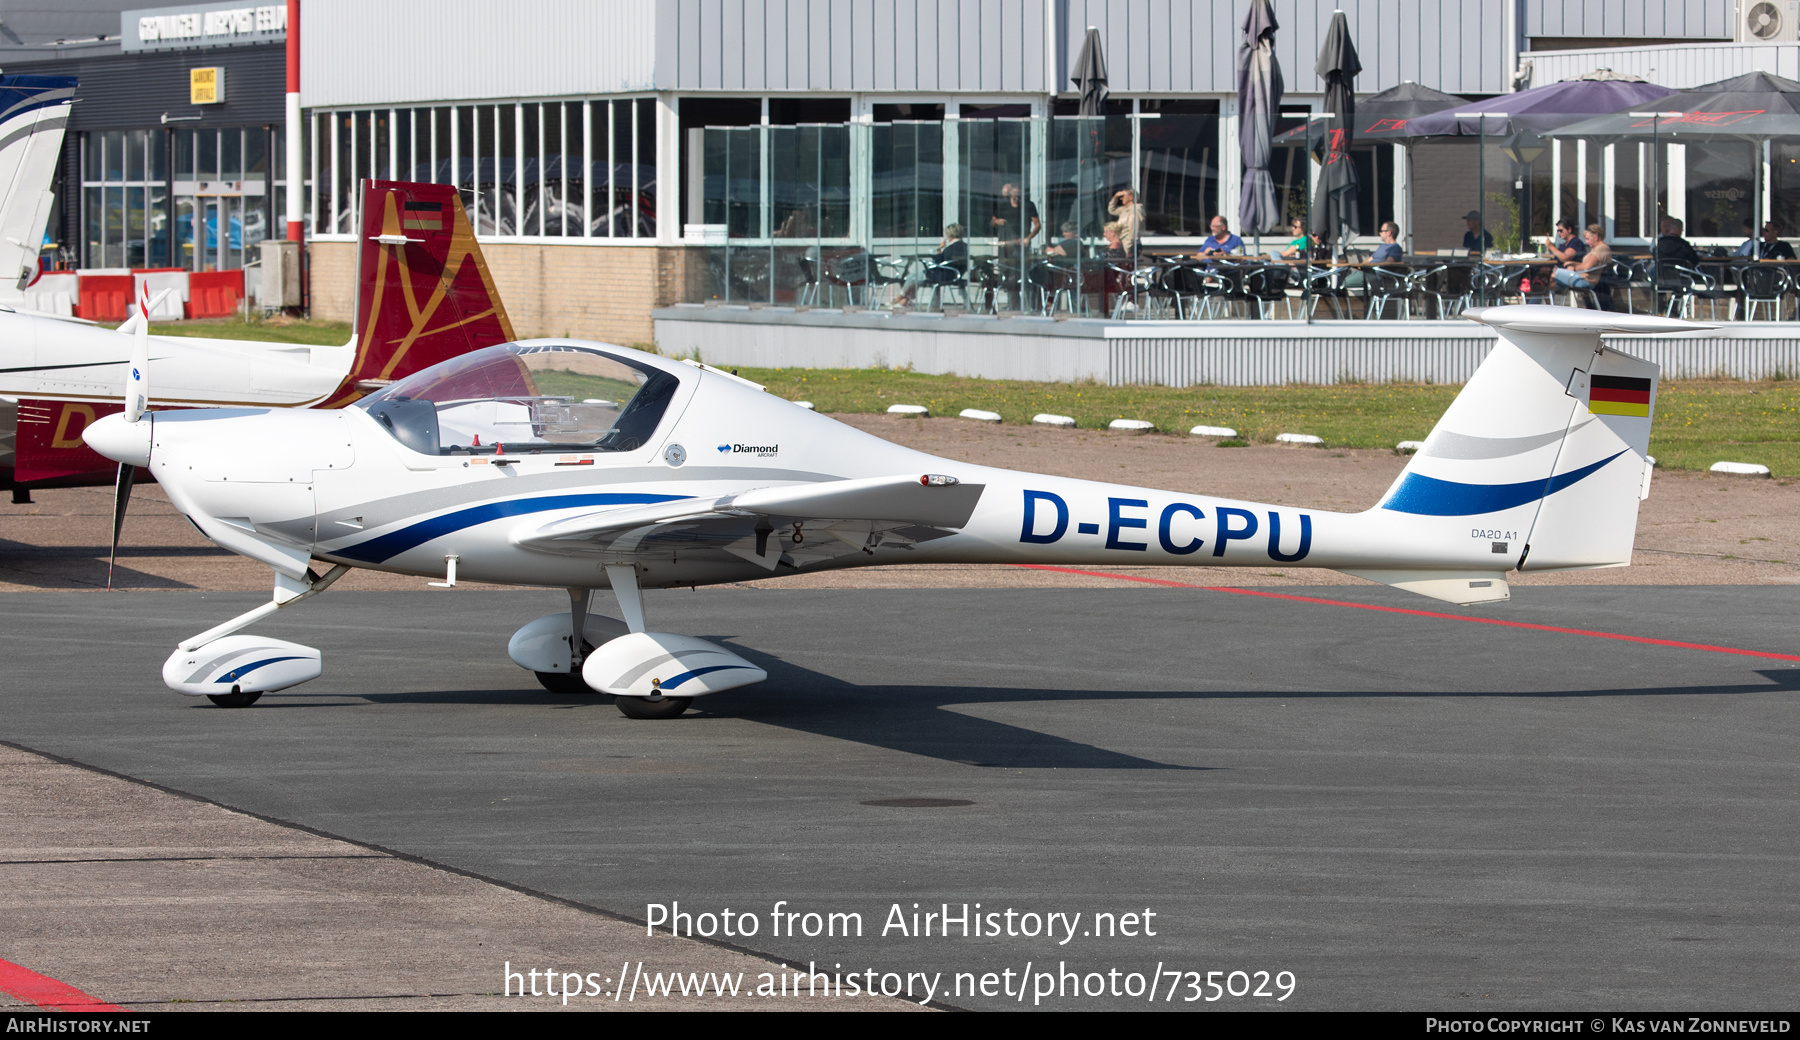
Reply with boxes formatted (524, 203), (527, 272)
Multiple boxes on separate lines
(1273, 81), (1462, 144)
(1406, 74), (1675, 137)
(1071, 27), (1108, 117)
(1236, 0), (1284, 237)
(1545, 72), (1800, 245)
(1407, 74), (1674, 257)
(1310, 9), (1362, 249)
(1546, 71), (1800, 141)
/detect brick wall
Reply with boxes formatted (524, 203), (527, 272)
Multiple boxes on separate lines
(306, 241), (694, 346)
(306, 241), (357, 323)
(1409, 141), (1517, 253)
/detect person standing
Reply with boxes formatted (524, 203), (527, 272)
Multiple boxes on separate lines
(1108, 188), (1144, 255)
(990, 182), (1040, 309)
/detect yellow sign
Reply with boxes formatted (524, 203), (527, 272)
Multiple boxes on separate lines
(189, 66), (223, 105)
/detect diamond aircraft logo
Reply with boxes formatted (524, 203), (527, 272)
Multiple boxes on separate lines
(719, 443), (779, 456)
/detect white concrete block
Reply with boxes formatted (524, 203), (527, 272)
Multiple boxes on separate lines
(1277, 433), (1324, 445)
(1189, 424), (1238, 438)
(1396, 440), (1426, 452)
(887, 404), (929, 416)
(1032, 413), (1077, 427)
(1710, 461), (1771, 477)
(959, 408), (1002, 423)
(1109, 419), (1154, 432)
(794, 400), (815, 410)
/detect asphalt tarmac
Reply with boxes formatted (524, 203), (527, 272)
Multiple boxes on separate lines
(3, 583), (1799, 1011)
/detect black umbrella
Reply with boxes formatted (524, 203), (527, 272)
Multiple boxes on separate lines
(1310, 9), (1361, 249)
(1274, 81), (1462, 144)
(1072, 27), (1108, 117)
(1236, 0), (1283, 237)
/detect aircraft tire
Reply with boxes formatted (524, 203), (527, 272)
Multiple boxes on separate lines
(534, 671), (596, 694)
(206, 689), (263, 708)
(615, 696), (691, 720)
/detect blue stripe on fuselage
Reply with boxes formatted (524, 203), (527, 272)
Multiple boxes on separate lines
(1381, 450), (1628, 517)
(331, 492), (692, 563)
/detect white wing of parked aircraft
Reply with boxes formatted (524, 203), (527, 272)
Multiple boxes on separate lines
(83, 305), (1709, 716)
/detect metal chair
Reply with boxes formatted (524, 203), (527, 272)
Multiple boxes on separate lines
(1737, 263), (1789, 321)
(1243, 264), (1297, 320)
(824, 252), (871, 307)
(796, 255), (823, 306)
(1028, 261), (1078, 316)
(1161, 263), (1213, 319)
(922, 261), (971, 311)
(1293, 263), (1351, 319)
(1362, 264), (1414, 320)
(1606, 258), (1652, 314)
(1418, 263), (1475, 317)
(1663, 264), (1733, 320)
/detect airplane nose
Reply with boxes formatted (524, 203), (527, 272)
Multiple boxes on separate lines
(84, 412), (152, 467)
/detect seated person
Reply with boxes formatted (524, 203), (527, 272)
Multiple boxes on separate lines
(1752, 221), (1797, 261)
(1553, 223), (1612, 306)
(1370, 221), (1403, 263)
(1547, 219), (1586, 264)
(1101, 221), (1128, 259)
(1462, 211), (1493, 255)
(1656, 216), (1700, 267)
(1044, 221), (1081, 257)
(899, 224), (968, 305)
(1278, 217), (1310, 259)
(1735, 218), (1757, 258)
(1193, 215), (1244, 260)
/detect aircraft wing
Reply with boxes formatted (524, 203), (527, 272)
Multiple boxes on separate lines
(511, 473), (986, 570)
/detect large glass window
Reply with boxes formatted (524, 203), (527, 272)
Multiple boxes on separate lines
(1138, 99), (1219, 239)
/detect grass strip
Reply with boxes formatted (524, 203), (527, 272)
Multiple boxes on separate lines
(738, 366), (1800, 478)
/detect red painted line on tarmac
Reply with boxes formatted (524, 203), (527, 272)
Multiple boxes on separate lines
(0, 958), (123, 1012)
(1016, 564), (1800, 664)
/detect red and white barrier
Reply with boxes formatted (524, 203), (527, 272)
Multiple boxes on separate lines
(20, 268), (245, 321)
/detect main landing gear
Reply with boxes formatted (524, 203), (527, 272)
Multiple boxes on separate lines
(504, 566), (766, 719)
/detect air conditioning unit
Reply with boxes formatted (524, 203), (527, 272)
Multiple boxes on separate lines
(1739, 0), (1800, 42)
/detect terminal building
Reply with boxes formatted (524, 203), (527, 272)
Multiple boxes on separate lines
(9, 0), (1795, 343)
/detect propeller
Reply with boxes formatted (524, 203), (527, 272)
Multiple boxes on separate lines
(107, 282), (155, 589)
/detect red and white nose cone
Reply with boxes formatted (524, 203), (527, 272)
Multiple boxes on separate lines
(83, 412), (152, 467)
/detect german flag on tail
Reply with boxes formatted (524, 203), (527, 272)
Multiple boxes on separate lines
(1588, 374), (1652, 417)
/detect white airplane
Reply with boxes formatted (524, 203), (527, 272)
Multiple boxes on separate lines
(84, 306), (1708, 715)
(1, 179), (514, 514)
(0, 73), (76, 302)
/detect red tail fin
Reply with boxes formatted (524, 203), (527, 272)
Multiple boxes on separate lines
(322, 179), (515, 407)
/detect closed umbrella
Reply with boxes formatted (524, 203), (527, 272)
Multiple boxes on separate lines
(1310, 9), (1361, 251)
(1236, 0), (1283, 238)
(1072, 27), (1108, 117)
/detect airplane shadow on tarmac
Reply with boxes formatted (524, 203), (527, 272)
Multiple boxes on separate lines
(293, 638), (1800, 773)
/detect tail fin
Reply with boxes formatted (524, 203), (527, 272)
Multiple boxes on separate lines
(321, 179), (516, 406)
(0, 75), (76, 293)
(1353, 306), (1709, 604)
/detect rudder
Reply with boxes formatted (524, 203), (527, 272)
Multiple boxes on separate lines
(322, 179), (516, 406)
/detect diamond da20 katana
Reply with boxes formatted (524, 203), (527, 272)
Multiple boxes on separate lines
(83, 305), (1706, 717)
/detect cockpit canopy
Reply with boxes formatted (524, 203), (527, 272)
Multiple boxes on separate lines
(355, 343), (681, 456)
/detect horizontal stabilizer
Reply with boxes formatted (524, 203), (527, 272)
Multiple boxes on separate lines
(1461, 305), (1714, 336)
